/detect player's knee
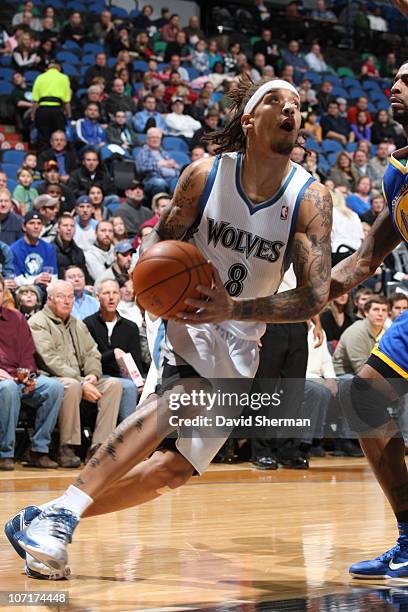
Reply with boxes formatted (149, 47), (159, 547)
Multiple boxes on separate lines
(153, 450), (194, 491)
(339, 375), (392, 433)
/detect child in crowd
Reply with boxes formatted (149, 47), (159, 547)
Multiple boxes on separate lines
(12, 167), (38, 214)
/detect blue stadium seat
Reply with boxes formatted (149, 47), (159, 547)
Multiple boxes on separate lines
(0, 82), (13, 95)
(135, 134), (146, 144)
(83, 43), (104, 54)
(321, 140), (343, 154)
(64, 40), (81, 51)
(24, 70), (40, 83)
(327, 151), (338, 166)
(363, 80), (382, 92)
(304, 71), (322, 85)
(80, 65), (89, 76)
(2, 150), (25, 165)
(32, 180), (42, 190)
(111, 6), (128, 17)
(7, 178), (17, 193)
(346, 142), (357, 153)
(331, 86), (348, 98)
(367, 102), (376, 113)
(324, 75), (341, 87)
(0, 57), (12, 67)
(133, 60), (149, 72)
(82, 54), (96, 65)
(129, 9), (141, 19)
(67, 1), (86, 10)
(343, 77), (360, 89)
(305, 138), (321, 152)
(0, 68), (13, 82)
(162, 136), (189, 153)
(212, 92), (222, 102)
(348, 87), (366, 100)
(1, 163), (19, 180)
(62, 63), (79, 77)
(169, 151), (191, 167)
(187, 67), (199, 80)
(107, 57), (117, 67)
(319, 157), (329, 175)
(56, 51), (79, 65)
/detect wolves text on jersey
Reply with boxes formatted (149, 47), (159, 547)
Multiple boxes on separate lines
(207, 218), (285, 263)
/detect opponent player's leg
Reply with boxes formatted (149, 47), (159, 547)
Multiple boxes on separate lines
(342, 356), (408, 579)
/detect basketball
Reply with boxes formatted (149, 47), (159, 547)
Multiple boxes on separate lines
(393, 188), (408, 243)
(132, 240), (214, 319)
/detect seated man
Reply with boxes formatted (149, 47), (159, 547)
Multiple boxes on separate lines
(29, 280), (123, 466)
(84, 278), (144, 422)
(114, 180), (151, 240)
(76, 103), (107, 149)
(106, 110), (141, 156)
(95, 239), (134, 284)
(0, 188), (23, 246)
(134, 127), (180, 196)
(133, 95), (167, 134)
(85, 220), (115, 282)
(64, 265), (99, 320)
(0, 274), (63, 470)
(11, 211), (58, 289)
(37, 130), (78, 185)
(36, 160), (75, 214)
(73, 195), (97, 252)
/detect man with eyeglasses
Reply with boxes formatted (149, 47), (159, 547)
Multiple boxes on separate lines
(29, 280), (122, 468)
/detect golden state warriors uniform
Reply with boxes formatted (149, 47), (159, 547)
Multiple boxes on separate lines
(372, 146), (408, 378)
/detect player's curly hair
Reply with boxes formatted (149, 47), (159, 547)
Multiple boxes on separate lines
(202, 75), (268, 154)
(203, 75), (304, 154)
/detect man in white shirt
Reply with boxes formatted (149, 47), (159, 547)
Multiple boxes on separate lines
(74, 196), (97, 252)
(304, 43), (328, 73)
(165, 97), (202, 141)
(85, 220), (115, 282)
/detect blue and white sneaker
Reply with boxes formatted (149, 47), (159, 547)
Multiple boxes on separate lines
(5, 506), (70, 580)
(350, 523), (408, 579)
(4, 506), (41, 559)
(16, 506), (79, 572)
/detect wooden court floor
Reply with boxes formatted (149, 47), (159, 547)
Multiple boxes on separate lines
(0, 456), (407, 612)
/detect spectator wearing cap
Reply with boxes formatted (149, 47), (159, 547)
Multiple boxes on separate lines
(85, 220), (115, 282)
(106, 110), (141, 156)
(165, 97), (202, 142)
(34, 194), (59, 243)
(115, 180), (151, 239)
(37, 131), (78, 183)
(135, 127), (180, 196)
(75, 103), (107, 150)
(36, 160), (75, 214)
(32, 62), (71, 151)
(53, 213), (90, 281)
(11, 210), (58, 288)
(0, 275), (63, 470)
(95, 239), (134, 285)
(0, 189), (23, 246)
(74, 195), (97, 252)
(68, 149), (114, 197)
(64, 265), (99, 320)
(15, 284), (41, 319)
(84, 278), (143, 423)
(133, 95), (168, 134)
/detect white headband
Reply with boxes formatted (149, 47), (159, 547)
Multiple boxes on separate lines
(243, 80), (300, 115)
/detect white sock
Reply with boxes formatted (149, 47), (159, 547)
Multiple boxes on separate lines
(39, 486), (93, 517)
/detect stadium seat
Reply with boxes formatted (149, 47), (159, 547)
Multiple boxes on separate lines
(67, 1), (86, 11)
(107, 57), (117, 67)
(321, 140), (343, 154)
(82, 54), (95, 65)
(0, 68), (13, 82)
(7, 178), (17, 193)
(169, 151), (191, 167)
(56, 51), (80, 65)
(346, 143), (357, 153)
(32, 180), (42, 190)
(337, 67), (355, 78)
(111, 6), (128, 17)
(129, 9), (141, 19)
(62, 64), (79, 78)
(1, 163), (19, 180)
(0, 82), (13, 95)
(154, 41), (167, 55)
(304, 72), (322, 85)
(305, 138), (321, 153)
(24, 71), (40, 83)
(2, 150), (25, 165)
(0, 57), (12, 67)
(162, 136), (189, 153)
(133, 60), (149, 72)
(64, 40), (81, 51)
(348, 87), (366, 100)
(83, 43), (104, 55)
(331, 87), (348, 98)
(324, 75), (341, 87)
(187, 67), (199, 80)
(327, 151), (338, 166)
(319, 157), (330, 175)
(343, 77), (361, 89)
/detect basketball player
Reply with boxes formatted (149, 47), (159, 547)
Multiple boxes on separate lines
(327, 60), (408, 579)
(5, 78), (333, 577)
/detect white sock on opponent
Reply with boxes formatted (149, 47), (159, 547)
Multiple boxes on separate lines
(38, 485), (93, 516)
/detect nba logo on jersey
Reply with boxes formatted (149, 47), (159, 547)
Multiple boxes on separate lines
(280, 206), (289, 221)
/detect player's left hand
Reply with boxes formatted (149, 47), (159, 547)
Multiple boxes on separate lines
(176, 266), (235, 324)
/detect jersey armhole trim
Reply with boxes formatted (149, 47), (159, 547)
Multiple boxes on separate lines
(283, 176), (315, 271)
(198, 154), (221, 214)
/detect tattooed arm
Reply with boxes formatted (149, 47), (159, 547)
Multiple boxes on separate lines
(179, 182), (333, 323)
(140, 158), (214, 254)
(330, 207), (401, 300)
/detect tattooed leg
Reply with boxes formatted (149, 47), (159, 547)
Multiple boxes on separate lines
(82, 449), (193, 517)
(355, 365), (408, 515)
(71, 391), (180, 500)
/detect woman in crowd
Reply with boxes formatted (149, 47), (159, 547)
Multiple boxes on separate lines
(346, 175), (373, 217)
(87, 185), (111, 222)
(320, 292), (355, 344)
(111, 216), (128, 244)
(371, 108), (402, 146)
(12, 32), (40, 71)
(329, 151), (358, 191)
(350, 110), (371, 143)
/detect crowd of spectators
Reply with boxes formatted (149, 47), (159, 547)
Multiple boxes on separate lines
(0, 0), (407, 471)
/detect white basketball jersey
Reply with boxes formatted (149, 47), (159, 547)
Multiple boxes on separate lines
(187, 151), (315, 340)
